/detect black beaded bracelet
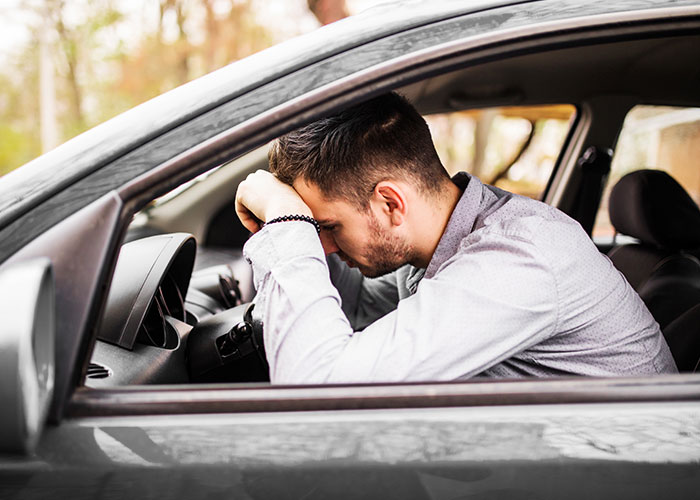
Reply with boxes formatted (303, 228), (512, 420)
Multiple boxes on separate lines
(264, 214), (321, 234)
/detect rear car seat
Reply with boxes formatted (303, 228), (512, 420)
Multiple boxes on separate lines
(662, 303), (700, 372)
(607, 170), (700, 371)
(607, 168), (700, 323)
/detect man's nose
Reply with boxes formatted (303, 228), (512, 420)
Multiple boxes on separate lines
(319, 231), (339, 255)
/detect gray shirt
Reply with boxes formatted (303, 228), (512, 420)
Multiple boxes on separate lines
(244, 172), (677, 383)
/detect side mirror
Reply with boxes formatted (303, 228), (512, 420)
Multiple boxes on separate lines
(0, 259), (55, 454)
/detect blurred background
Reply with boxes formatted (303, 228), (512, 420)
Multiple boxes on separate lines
(1, 0), (698, 242)
(0, 0), (379, 174)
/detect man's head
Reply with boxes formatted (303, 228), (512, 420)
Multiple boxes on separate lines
(270, 92), (448, 208)
(269, 92), (454, 277)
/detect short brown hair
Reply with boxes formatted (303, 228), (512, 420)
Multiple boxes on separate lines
(269, 92), (450, 209)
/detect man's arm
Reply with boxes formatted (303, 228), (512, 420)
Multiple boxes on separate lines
(326, 253), (400, 330)
(245, 221), (558, 384)
(235, 168), (558, 383)
(234, 168), (402, 331)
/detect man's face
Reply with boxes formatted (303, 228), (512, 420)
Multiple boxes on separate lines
(293, 179), (412, 278)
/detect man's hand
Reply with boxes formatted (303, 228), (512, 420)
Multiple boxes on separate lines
(235, 170), (313, 233)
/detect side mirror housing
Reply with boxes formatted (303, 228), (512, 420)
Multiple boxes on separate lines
(0, 259), (55, 454)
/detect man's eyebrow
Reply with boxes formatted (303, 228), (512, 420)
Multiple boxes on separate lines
(316, 219), (337, 226)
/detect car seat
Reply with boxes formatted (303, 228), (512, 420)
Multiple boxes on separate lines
(661, 302), (700, 372)
(607, 169), (700, 332)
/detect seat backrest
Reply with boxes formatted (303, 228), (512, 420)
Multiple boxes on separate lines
(607, 170), (700, 331)
(662, 303), (700, 372)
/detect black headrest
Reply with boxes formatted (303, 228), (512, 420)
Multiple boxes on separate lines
(609, 170), (700, 250)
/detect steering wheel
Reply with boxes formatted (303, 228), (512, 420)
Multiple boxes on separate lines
(187, 303), (269, 382)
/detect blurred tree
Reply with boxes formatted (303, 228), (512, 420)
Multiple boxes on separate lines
(0, 0), (124, 175)
(0, 15), (42, 174)
(308, 0), (349, 25)
(1, 0), (274, 174)
(0, 99), (42, 174)
(52, 0), (85, 130)
(159, 0), (190, 85)
(42, 0), (123, 136)
(112, 1), (273, 114)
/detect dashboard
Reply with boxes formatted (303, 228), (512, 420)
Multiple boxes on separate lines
(87, 233), (267, 387)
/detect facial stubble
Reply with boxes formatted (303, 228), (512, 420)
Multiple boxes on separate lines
(356, 211), (416, 278)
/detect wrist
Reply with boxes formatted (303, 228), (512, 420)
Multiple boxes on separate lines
(264, 214), (321, 234)
(265, 204), (312, 222)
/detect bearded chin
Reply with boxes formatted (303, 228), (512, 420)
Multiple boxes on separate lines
(360, 214), (414, 278)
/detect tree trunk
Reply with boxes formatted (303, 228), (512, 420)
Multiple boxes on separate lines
(203, 0), (219, 72)
(158, 0), (189, 84)
(39, 13), (58, 152)
(174, 0), (189, 84)
(54, 2), (84, 129)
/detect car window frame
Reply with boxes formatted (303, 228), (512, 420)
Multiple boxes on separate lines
(9, 3), (699, 420)
(68, 374), (700, 418)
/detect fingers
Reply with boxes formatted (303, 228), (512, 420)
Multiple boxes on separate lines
(235, 170), (313, 234)
(235, 195), (263, 233)
(235, 171), (265, 233)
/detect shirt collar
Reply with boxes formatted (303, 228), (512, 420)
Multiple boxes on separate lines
(424, 172), (484, 280)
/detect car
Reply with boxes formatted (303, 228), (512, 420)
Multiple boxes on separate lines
(2, 0), (700, 497)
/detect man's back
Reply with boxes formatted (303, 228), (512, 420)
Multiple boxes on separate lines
(444, 174), (677, 378)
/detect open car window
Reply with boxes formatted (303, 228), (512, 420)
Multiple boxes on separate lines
(84, 29), (700, 389)
(593, 105), (700, 245)
(90, 104), (579, 388)
(426, 105), (576, 200)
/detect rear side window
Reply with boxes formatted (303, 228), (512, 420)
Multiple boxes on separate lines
(593, 105), (700, 244)
(425, 104), (576, 200)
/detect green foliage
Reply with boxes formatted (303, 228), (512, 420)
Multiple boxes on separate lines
(0, 125), (40, 175)
(0, 42), (41, 173)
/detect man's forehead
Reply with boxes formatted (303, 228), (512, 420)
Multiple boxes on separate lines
(293, 179), (362, 222)
(292, 177), (318, 193)
(293, 178), (337, 205)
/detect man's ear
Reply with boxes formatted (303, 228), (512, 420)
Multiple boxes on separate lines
(372, 181), (407, 226)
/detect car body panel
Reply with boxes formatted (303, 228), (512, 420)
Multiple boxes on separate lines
(2, 193), (124, 420)
(0, 259), (54, 454)
(2, 402), (700, 498)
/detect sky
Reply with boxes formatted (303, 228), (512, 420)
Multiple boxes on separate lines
(0, 0), (33, 59)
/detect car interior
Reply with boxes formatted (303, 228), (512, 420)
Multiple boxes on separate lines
(86, 30), (700, 388)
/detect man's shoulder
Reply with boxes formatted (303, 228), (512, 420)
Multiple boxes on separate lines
(429, 176), (591, 278)
(475, 190), (581, 245)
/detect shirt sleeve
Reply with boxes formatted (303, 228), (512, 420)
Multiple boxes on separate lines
(326, 253), (400, 330)
(244, 221), (559, 384)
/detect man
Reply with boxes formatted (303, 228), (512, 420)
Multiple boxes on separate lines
(235, 92), (677, 384)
